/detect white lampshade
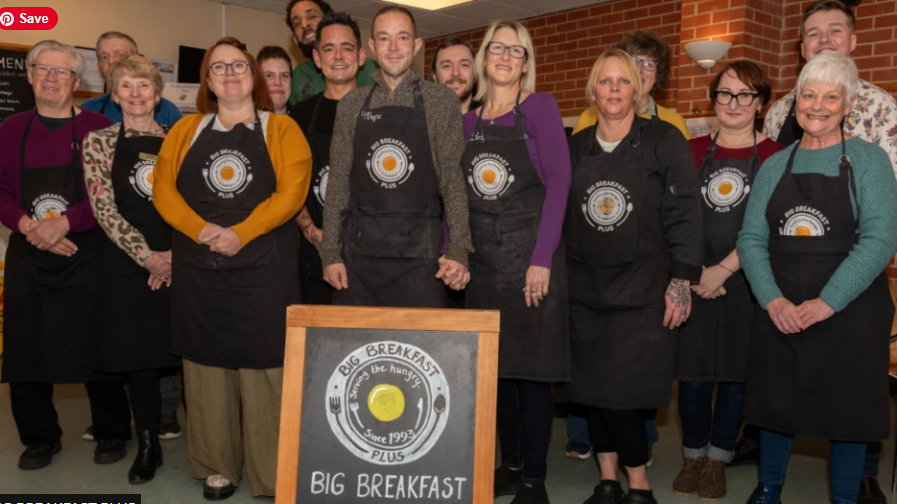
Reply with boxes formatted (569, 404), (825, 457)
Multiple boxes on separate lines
(684, 41), (732, 69)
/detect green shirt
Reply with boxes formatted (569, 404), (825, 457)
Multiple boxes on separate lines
(288, 59), (379, 106)
(737, 137), (897, 312)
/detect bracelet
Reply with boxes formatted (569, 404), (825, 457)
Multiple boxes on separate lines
(718, 263), (735, 275)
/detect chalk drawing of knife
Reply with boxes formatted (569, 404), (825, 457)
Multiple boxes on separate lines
(414, 398), (423, 430)
(412, 394), (446, 455)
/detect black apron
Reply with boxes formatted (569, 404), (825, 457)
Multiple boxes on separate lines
(2, 109), (105, 383)
(743, 136), (892, 441)
(675, 132), (759, 382)
(557, 119), (676, 409)
(334, 82), (446, 308)
(461, 93), (568, 382)
(171, 113), (300, 369)
(775, 99), (802, 146)
(298, 96), (334, 305)
(95, 126), (179, 373)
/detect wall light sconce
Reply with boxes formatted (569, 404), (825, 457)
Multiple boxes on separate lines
(684, 41), (732, 69)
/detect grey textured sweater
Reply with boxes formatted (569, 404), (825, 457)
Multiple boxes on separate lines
(321, 67), (472, 267)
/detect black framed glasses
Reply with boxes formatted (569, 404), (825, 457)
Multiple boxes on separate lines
(209, 61), (251, 76)
(486, 42), (527, 59)
(713, 90), (761, 106)
(31, 64), (75, 80)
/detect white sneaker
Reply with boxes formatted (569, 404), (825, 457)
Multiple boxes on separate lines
(81, 425), (94, 441)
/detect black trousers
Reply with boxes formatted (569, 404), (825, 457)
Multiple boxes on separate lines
(10, 380), (131, 446)
(497, 379), (554, 483)
(128, 369), (161, 433)
(588, 407), (649, 468)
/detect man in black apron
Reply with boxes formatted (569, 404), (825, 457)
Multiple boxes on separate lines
(319, 5), (472, 307)
(291, 12), (365, 305)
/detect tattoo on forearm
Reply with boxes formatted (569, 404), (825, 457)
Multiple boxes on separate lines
(667, 278), (690, 308)
(297, 207), (313, 232)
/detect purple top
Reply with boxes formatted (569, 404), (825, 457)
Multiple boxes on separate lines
(462, 93), (571, 268)
(0, 109), (110, 233)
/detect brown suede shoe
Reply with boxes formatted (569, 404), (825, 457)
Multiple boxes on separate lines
(672, 457), (705, 496)
(698, 458), (727, 502)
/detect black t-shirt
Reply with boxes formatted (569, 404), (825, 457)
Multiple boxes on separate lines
(289, 92), (338, 138)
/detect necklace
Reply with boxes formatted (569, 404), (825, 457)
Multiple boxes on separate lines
(485, 100), (515, 125)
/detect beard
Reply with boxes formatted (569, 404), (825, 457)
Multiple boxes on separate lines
(446, 77), (474, 103)
(298, 28), (316, 59)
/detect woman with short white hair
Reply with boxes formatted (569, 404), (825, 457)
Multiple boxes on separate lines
(737, 51), (897, 504)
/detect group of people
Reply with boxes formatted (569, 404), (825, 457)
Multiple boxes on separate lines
(0, 1), (895, 504)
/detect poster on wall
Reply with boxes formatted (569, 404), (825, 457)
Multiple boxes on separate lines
(0, 225), (9, 356)
(152, 59), (178, 84)
(75, 46), (105, 93)
(162, 82), (199, 113)
(0, 44), (36, 125)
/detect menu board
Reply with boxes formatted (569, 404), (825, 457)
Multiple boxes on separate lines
(0, 45), (36, 126)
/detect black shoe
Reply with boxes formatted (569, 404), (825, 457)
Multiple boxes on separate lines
(94, 438), (127, 464)
(728, 439), (759, 467)
(204, 475), (236, 500)
(622, 493), (657, 504)
(511, 484), (549, 504)
(18, 440), (61, 470)
(745, 485), (781, 504)
(584, 482), (624, 504)
(858, 476), (887, 504)
(494, 464), (523, 497)
(128, 430), (162, 484)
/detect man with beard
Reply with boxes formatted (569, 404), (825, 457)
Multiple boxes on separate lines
(290, 11), (365, 305)
(321, 5), (472, 307)
(286, 0), (378, 106)
(431, 38), (478, 114)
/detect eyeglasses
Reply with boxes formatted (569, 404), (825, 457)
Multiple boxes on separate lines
(31, 64), (75, 80)
(634, 57), (657, 72)
(209, 61), (251, 76)
(486, 42), (527, 59)
(713, 90), (761, 106)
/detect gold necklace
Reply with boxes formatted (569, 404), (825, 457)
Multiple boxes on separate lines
(485, 100), (516, 125)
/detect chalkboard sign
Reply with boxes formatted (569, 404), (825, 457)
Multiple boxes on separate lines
(277, 306), (500, 504)
(0, 44), (35, 126)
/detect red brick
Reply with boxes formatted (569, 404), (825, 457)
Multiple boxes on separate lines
(875, 14), (897, 28)
(729, 19), (747, 34)
(864, 28), (896, 41)
(558, 21), (578, 33)
(695, 23), (730, 39)
(871, 68), (897, 82)
(682, 13), (713, 29)
(852, 44), (874, 58)
(681, 3), (697, 17)
(663, 13), (684, 25)
(650, 2), (679, 16)
(753, 10), (774, 28)
(613, 0), (639, 12)
(696, 0), (731, 15)
(589, 3), (614, 17)
(856, 17), (875, 31)
(874, 40), (897, 55)
(713, 7), (744, 23)
(857, 2), (896, 18)
(546, 13), (568, 25)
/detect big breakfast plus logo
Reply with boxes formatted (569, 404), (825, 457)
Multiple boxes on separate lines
(0, 7), (59, 30)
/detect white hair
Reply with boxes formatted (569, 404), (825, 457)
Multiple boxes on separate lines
(26, 40), (85, 77)
(796, 51), (858, 104)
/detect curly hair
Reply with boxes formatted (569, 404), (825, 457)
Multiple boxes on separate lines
(615, 30), (672, 95)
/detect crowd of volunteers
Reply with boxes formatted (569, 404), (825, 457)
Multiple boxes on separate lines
(1, 1), (896, 503)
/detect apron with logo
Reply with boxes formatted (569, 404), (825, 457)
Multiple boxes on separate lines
(557, 119), (676, 409)
(95, 126), (179, 372)
(334, 82), (445, 308)
(675, 132), (759, 382)
(2, 109), (105, 383)
(743, 137), (892, 441)
(461, 93), (568, 381)
(298, 95), (334, 305)
(171, 113), (300, 368)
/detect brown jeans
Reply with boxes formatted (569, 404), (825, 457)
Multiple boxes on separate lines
(183, 359), (283, 497)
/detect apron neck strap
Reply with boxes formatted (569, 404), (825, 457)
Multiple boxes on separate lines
(308, 93), (323, 133)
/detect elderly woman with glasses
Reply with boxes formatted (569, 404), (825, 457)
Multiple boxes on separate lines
(153, 37), (311, 499)
(737, 52), (897, 504)
(0, 40), (123, 471)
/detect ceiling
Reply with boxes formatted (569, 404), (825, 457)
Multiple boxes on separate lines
(205, 0), (602, 38)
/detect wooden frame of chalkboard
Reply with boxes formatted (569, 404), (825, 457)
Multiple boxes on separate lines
(276, 305), (500, 504)
(0, 42), (103, 98)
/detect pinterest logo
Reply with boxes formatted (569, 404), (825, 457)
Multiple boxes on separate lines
(0, 12), (14, 27)
(0, 7), (58, 30)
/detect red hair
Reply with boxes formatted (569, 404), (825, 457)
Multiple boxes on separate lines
(196, 37), (273, 114)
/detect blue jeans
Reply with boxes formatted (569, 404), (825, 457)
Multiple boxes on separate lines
(760, 428), (866, 503)
(566, 411), (657, 452)
(678, 381), (744, 463)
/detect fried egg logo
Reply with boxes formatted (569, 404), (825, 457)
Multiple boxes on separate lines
(779, 206), (830, 236)
(583, 181), (633, 231)
(468, 153), (514, 200)
(327, 341), (449, 465)
(32, 194), (68, 220)
(702, 168), (749, 212)
(366, 139), (414, 188)
(202, 150), (252, 198)
(129, 160), (156, 199)
(314, 165), (329, 205)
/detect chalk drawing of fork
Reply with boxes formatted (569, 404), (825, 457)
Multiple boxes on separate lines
(349, 402), (364, 429)
(329, 397), (367, 453)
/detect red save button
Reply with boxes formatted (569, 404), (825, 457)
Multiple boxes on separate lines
(0, 7), (59, 30)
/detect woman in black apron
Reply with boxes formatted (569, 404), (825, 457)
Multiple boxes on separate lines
(82, 55), (180, 484)
(462, 21), (570, 504)
(672, 62), (784, 501)
(561, 49), (702, 504)
(0, 40), (131, 471)
(737, 52), (897, 504)
(152, 38), (311, 500)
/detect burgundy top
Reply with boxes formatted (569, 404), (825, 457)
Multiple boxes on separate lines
(0, 109), (111, 233)
(689, 134), (785, 170)
(462, 93), (571, 268)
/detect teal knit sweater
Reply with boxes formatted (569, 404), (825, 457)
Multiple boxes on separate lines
(737, 137), (897, 312)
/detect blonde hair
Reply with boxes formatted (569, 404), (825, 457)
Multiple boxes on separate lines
(474, 20), (535, 103)
(109, 55), (164, 98)
(26, 40), (85, 77)
(585, 48), (642, 111)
